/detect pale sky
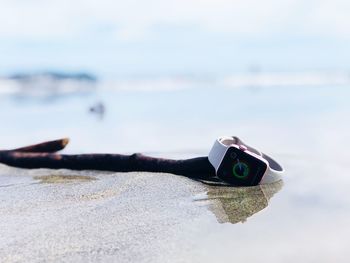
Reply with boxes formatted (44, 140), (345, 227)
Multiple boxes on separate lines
(1, 0), (350, 78)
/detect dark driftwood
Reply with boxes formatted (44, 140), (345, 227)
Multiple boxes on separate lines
(2, 138), (70, 153)
(0, 138), (215, 180)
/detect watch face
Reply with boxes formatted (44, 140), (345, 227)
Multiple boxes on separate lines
(217, 147), (268, 186)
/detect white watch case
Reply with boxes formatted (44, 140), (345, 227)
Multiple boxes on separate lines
(208, 136), (284, 184)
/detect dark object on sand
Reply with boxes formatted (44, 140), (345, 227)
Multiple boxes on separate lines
(89, 102), (106, 119)
(0, 138), (215, 180)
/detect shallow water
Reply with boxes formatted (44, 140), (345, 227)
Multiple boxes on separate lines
(0, 81), (350, 262)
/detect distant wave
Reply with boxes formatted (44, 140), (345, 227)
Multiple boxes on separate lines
(103, 77), (197, 92)
(221, 72), (350, 88)
(102, 72), (350, 91)
(0, 72), (97, 97)
(1, 71), (349, 97)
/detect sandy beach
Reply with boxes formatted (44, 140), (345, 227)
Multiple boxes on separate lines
(1, 83), (350, 262)
(0, 165), (283, 263)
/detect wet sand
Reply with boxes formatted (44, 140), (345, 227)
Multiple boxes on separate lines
(0, 164), (283, 263)
(1, 85), (350, 262)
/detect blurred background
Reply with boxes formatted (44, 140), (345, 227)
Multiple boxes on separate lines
(2, 0), (350, 75)
(1, 0), (350, 154)
(1, 1), (350, 261)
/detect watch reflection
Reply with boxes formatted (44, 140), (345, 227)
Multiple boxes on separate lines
(195, 180), (283, 224)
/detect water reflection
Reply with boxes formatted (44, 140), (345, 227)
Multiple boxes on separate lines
(196, 180), (283, 224)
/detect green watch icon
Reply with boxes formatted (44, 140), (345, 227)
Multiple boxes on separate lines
(232, 160), (249, 179)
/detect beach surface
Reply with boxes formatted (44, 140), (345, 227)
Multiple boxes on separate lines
(1, 81), (350, 262)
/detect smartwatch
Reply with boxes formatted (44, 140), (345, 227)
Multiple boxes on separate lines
(208, 136), (284, 186)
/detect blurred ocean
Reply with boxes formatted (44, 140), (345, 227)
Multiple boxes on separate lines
(0, 70), (349, 154)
